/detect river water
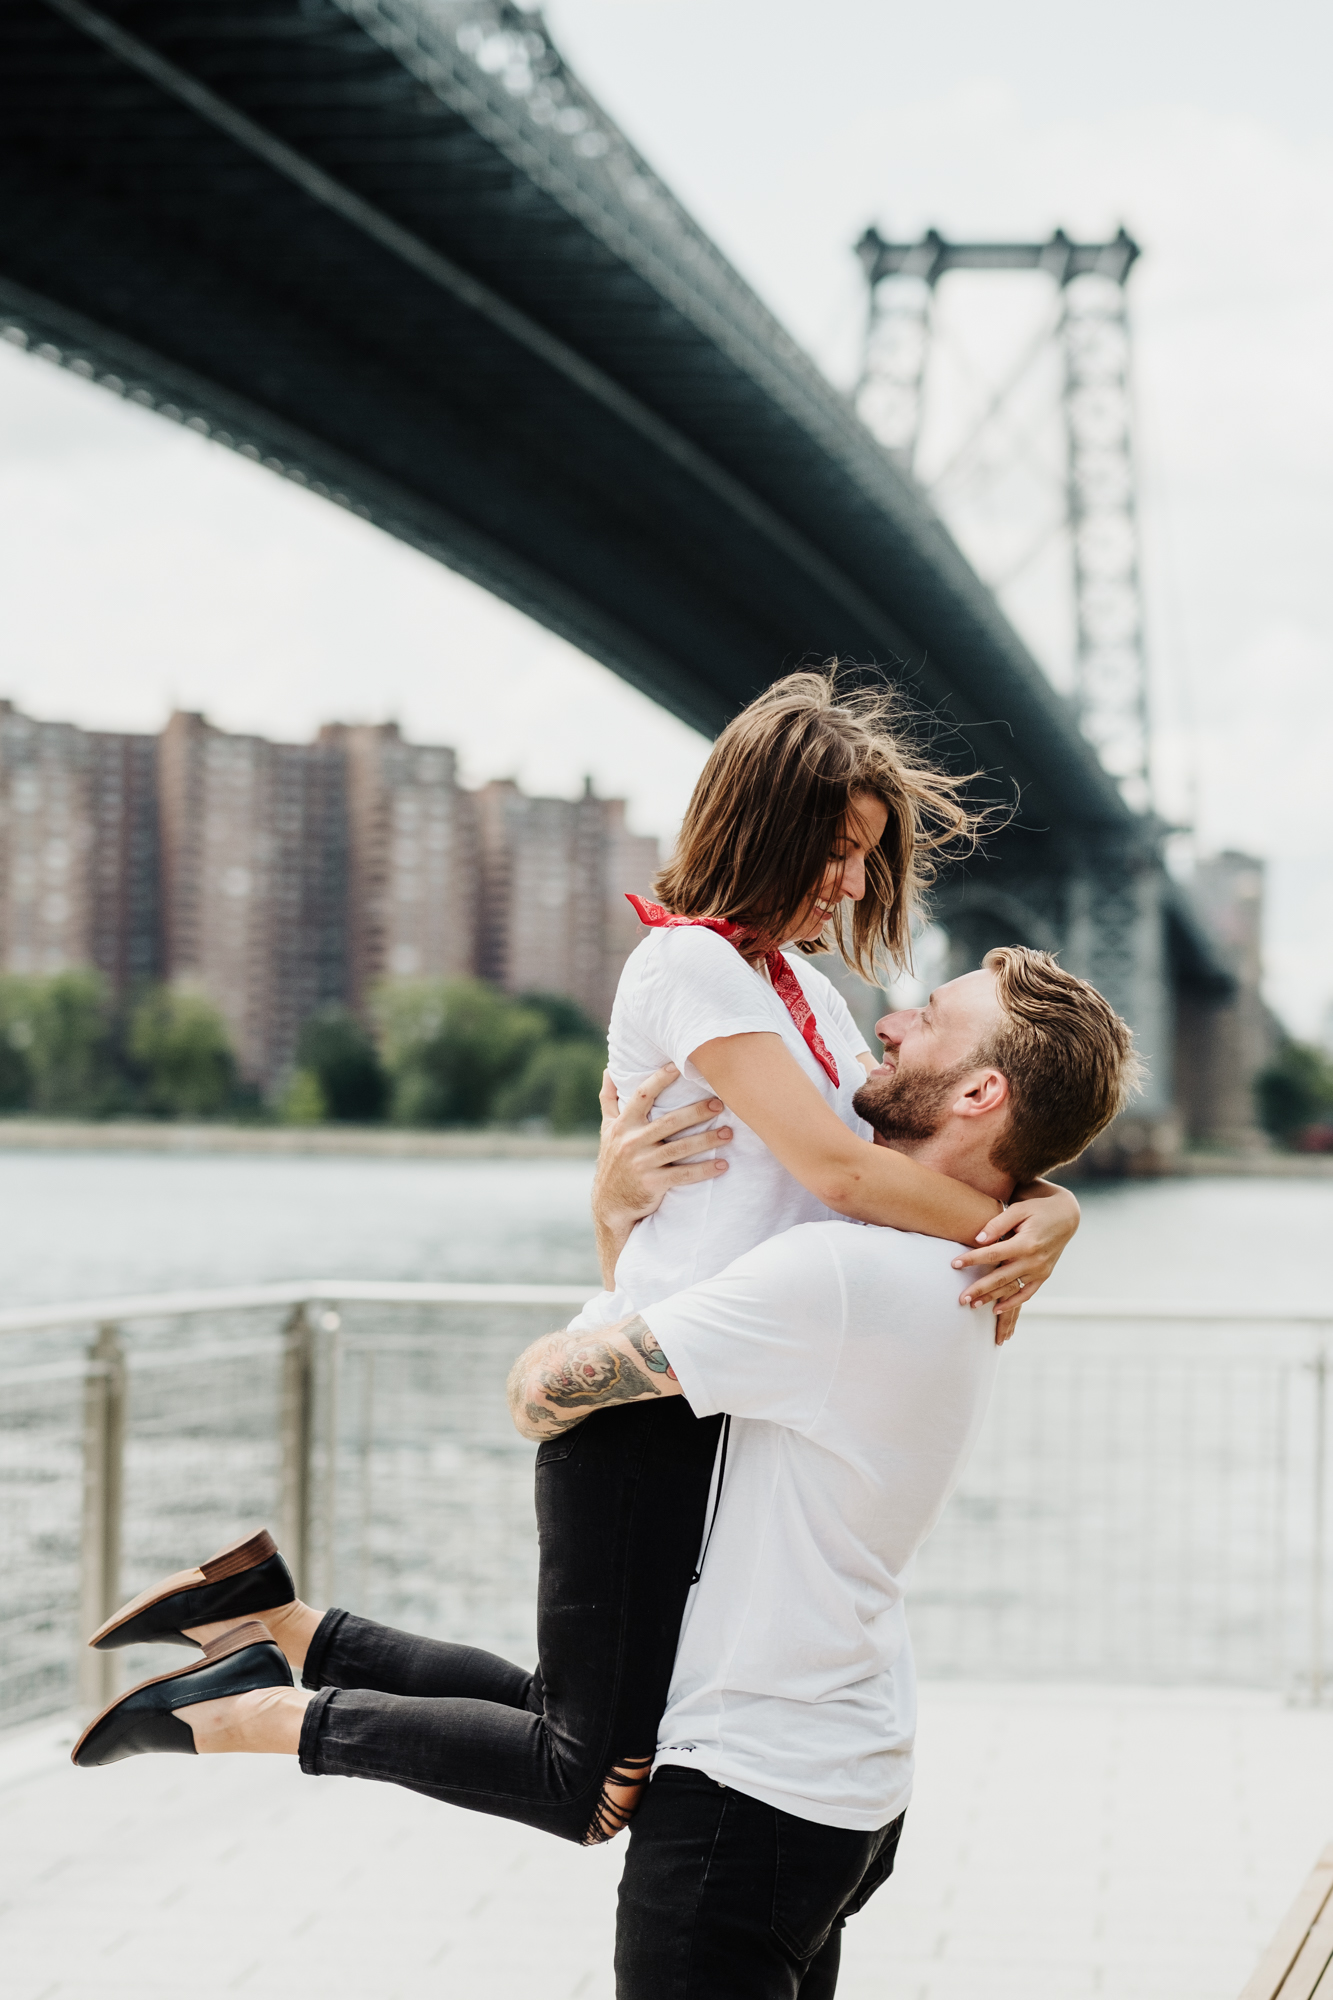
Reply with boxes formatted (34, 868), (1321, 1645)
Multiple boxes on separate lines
(0, 1147), (1329, 1308)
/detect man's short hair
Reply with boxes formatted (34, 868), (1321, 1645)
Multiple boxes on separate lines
(978, 947), (1144, 1182)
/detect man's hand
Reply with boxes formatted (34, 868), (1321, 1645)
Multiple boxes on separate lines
(506, 1314), (683, 1441)
(592, 1064), (733, 1288)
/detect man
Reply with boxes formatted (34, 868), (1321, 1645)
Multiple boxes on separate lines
(507, 946), (1140, 1997)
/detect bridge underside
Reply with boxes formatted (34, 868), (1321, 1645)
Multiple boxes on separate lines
(0, 0), (1124, 810)
(0, 0), (1238, 1155)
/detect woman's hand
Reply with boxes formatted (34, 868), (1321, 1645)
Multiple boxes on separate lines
(592, 1065), (733, 1288)
(950, 1182), (1081, 1344)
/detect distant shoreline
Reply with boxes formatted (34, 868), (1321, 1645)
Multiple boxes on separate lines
(0, 1118), (599, 1160)
(1169, 1150), (1333, 1179)
(0, 1117), (1327, 1176)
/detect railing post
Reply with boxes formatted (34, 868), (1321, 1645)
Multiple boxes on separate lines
(1314, 1347), (1328, 1706)
(78, 1323), (124, 1714)
(279, 1304), (315, 1600)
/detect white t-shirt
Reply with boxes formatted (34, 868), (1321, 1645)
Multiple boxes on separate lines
(643, 1219), (1000, 1831)
(571, 926), (872, 1331)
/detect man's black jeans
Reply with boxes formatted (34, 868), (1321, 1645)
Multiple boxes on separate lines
(615, 1766), (905, 1999)
(298, 1399), (723, 1844)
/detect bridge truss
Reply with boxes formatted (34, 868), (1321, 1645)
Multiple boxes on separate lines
(855, 227), (1152, 814)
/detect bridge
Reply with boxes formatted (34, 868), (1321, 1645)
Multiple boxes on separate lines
(0, 0), (1242, 1159)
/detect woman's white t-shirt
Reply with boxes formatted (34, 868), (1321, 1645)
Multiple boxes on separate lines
(571, 925), (873, 1329)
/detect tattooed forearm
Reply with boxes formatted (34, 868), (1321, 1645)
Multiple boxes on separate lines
(507, 1316), (680, 1440)
(537, 1334), (660, 1411)
(523, 1400), (583, 1434)
(625, 1316), (677, 1380)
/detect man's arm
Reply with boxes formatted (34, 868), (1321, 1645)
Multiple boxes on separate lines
(507, 1314), (683, 1442)
(592, 1065), (733, 1288)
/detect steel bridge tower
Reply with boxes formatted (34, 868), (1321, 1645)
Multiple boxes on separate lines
(855, 225), (1151, 812)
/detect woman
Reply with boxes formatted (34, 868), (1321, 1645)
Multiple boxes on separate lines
(73, 672), (1079, 1849)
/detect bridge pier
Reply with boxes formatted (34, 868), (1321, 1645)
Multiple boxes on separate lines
(1063, 842), (1181, 1170)
(928, 827), (1261, 1174)
(1173, 853), (1280, 1156)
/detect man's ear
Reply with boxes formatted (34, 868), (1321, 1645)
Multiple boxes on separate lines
(954, 1068), (1009, 1118)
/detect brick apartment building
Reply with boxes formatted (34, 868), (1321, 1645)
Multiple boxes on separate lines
(319, 723), (478, 1012)
(158, 713), (348, 1084)
(474, 779), (655, 1028)
(0, 702), (159, 993)
(0, 701), (659, 1090)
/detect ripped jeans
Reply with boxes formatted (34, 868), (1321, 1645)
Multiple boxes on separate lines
(297, 1399), (725, 1845)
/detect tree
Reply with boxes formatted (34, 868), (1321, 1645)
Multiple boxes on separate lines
(514, 990), (603, 1044)
(129, 986), (237, 1118)
(295, 1007), (387, 1122)
(279, 1068), (327, 1125)
(374, 980), (546, 1127)
(495, 1039), (606, 1132)
(17, 971), (122, 1116)
(0, 980), (35, 1110)
(1255, 1041), (1333, 1147)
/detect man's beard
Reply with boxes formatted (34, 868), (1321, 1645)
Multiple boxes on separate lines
(852, 1058), (973, 1145)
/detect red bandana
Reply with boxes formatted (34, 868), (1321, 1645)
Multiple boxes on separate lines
(625, 895), (840, 1089)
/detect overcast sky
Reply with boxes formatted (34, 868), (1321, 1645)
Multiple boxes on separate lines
(0, 0), (1329, 1031)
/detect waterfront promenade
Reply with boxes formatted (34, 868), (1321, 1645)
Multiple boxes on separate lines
(7, 1166), (1333, 1996)
(6, 1681), (1332, 2000)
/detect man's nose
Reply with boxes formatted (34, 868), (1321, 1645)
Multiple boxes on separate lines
(873, 1007), (915, 1047)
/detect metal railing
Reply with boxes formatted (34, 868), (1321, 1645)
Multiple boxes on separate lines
(2, 1285), (1332, 1728)
(912, 1299), (1333, 1697)
(0, 1281), (587, 1727)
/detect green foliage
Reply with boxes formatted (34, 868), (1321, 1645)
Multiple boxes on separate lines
(374, 980), (548, 1127)
(0, 968), (606, 1131)
(280, 1068), (328, 1126)
(0, 983), (35, 1110)
(295, 1007), (387, 1122)
(129, 986), (237, 1118)
(514, 990), (603, 1044)
(0, 971), (123, 1116)
(1256, 1041), (1333, 1146)
(495, 1039), (606, 1133)
(371, 980), (606, 1130)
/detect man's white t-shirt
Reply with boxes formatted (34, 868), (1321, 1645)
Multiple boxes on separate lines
(643, 1219), (1000, 1832)
(572, 926), (872, 1332)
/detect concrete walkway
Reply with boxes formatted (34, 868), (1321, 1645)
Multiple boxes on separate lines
(5, 1683), (1333, 1999)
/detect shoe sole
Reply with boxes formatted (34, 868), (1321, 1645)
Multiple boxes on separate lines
(87, 1528), (278, 1651)
(72, 1620), (282, 1766)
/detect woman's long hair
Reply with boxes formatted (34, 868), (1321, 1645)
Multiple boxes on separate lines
(653, 667), (986, 983)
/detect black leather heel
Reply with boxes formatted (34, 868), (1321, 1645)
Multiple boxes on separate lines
(89, 1528), (296, 1651)
(73, 1621), (293, 1767)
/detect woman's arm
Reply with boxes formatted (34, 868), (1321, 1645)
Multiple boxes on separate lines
(844, 1048), (1076, 1318)
(952, 1178), (1081, 1315)
(692, 1034), (1079, 1302)
(693, 1031), (1000, 1241)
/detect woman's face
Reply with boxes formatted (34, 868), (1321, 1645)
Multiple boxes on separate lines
(788, 791), (889, 945)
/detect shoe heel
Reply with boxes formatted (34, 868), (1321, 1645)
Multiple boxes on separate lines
(199, 1529), (277, 1584)
(201, 1619), (276, 1661)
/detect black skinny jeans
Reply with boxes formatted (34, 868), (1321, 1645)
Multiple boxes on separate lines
(298, 1399), (724, 1845)
(616, 1767), (904, 1999)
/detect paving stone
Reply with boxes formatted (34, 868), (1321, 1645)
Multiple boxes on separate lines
(5, 1686), (1333, 1998)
